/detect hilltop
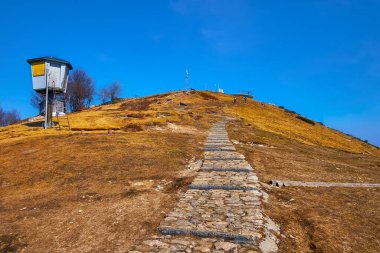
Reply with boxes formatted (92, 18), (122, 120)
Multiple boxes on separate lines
(0, 91), (379, 252)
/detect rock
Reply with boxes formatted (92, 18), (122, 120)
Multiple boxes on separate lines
(259, 237), (278, 253)
(157, 249), (171, 253)
(142, 240), (168, 248)
(214, 241), (238, 251)
(172, 239), (191, 246)
(194, 245), (211, 252)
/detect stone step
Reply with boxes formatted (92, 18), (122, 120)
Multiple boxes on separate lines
(204, 144), (234, 147)
(204, 151), (244, 159)
(203, 148), (236, 151)
(202, 167), (253, 173)
(158, 189), (264, 244)
(204, 143), (232, 146)
(202, 159), (253, 169)
(131, 235), (260, 252)
(189, 185), (259, 191)
(192, 171), (259, 187)
(158, 229), (259, 244)
(204, 157), (245, 161)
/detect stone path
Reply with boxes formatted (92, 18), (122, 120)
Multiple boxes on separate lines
(130, 120), (279, 253)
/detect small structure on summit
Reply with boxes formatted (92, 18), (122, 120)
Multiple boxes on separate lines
(27, 56), (73, 128)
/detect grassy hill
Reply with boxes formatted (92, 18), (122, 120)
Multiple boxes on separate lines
(1, 91), (379, 252)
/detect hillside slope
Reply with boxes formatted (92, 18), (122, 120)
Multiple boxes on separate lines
(1, 90), (378, 155)
(0, 91), (379, 252)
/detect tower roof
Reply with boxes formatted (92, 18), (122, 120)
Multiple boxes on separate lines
(27, 56), (73, 70)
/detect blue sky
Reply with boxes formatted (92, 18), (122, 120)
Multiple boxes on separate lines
(0, 0), (379, 146)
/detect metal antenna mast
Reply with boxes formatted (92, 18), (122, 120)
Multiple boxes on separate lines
(185, 68), (189, 90)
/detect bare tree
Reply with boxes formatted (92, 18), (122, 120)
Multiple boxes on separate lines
(0, 107), (4, 126)
(99, 87), (109, 104)
(0, 106), (20, 127)
(66, 69), (95, 112)
(6, 109), (20, 125)
(107, 81), (122, 101)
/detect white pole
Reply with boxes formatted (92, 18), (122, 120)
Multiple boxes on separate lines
(45, 68), (49, 129)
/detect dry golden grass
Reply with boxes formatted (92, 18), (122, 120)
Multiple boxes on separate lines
(228, 120), (380, 183)
(1, 90), (379, 252)
(3, 91), (377, 157)
(0, 131), (204, 252)
(228, 119), (380, 252)
(225, 100), (380, 155)
(266, 187), (380, 253)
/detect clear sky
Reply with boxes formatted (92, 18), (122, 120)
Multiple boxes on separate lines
(0, 0), (379, 146)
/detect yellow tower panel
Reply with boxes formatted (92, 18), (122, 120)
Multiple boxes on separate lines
(32, 62), (45, 76)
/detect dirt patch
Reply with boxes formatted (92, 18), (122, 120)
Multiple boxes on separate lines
(121, 123), (144, 132)
(166, 123), (202, 135)
(149, 123), (203, 136)
(120, 98), (157, 111)
(164, 177), (195, 193)
(198, 91), (218, 100)
(0, 234), (27, 253)
(125, 113), (147, 119)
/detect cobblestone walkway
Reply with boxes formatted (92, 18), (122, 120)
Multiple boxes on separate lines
(130, 120), (279, 253)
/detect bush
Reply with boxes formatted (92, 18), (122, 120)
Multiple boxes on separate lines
(285, 109), (296, 114)
(296, 115), (315, 125)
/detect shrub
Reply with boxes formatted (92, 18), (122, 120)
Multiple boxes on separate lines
(296, 115), (315, 125)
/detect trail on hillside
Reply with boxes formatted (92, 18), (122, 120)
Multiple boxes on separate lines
(131, 120), (279, 253)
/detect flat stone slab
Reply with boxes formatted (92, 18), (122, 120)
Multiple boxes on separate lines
(204, 157), (246, 161)
(202, 159), (253, 169)
(202, 167), (253, 173)
(203, 148), (236, 151)
(204, 144), (234, 147)
(190, 185), (259, 191)
(270, 179), (380, 188)
(159, 228), (258, 243)
(192, 171), (259, 187)
(205, 142), (233, 144)
(130, 235), (260, 253)
(204, 151), (244, 159)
